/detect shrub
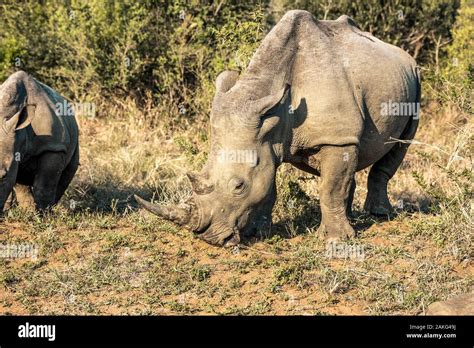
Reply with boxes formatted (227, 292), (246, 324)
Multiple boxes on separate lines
(424, 0), (473, 112)
(0, 1), (267, 109)
(0, 0), (461, 120)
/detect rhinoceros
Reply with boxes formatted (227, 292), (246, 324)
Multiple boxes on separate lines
(135, 10), (420, 246)
(0, 71), (79, 211)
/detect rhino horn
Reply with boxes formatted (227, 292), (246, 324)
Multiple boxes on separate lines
(134, 194), (192, 226)
(186, 172), (214, 195)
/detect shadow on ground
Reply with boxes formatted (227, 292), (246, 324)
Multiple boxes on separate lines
(64, 180), (160, 214)
(244, 184), (434, 245)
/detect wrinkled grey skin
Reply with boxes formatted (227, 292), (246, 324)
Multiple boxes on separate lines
(0, 71), (79, 211)
(136, 11), (420, 246)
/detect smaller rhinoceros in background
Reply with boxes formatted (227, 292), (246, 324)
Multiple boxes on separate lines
(0, 71), (79, 211)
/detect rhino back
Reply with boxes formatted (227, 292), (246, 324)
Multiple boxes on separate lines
(289, 14), (418, 169)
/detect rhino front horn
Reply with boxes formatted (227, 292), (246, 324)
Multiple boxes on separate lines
(134, 195), (192, 226)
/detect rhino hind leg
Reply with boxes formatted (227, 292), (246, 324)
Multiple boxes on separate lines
(317, 145), (358, 241)
(364, 117), (418, 216)
(32, 152), (65, 210)
(55, 145), (79, 204)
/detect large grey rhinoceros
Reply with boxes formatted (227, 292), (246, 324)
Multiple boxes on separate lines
(0, 71), (79, 211)
(135, 10), (420, 246)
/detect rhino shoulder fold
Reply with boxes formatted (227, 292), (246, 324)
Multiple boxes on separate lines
(7, 70), (30, 82)
(280, 10), (314, 21)
(278, 10), (317, 32)
(336, 15), (361, 29)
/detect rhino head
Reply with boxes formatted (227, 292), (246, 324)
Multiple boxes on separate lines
(0, 72), (36, 209)
(136, 70), (290, 246)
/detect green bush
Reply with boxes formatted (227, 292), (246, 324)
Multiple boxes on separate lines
(0, 1), (266, 105)
(424, 0), (473, 112)
(0, 0), (465, 120)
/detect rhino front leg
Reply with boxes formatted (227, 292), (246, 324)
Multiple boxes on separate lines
(317, 145), (358, 241)
(346, 178), (356, 217)
(33, 152), (65, 210)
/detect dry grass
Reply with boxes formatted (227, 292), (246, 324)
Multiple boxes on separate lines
(0, 96), (472, 315)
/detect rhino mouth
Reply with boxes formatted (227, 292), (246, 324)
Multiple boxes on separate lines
(197, 223), (240, 247)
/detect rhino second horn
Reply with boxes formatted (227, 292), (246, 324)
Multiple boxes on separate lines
(186, 172), (214, 195)
(134, 195), (191, 226)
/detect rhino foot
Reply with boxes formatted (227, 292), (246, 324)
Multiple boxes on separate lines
(318, 220), (355, 243)
(364, 194), (393, 217)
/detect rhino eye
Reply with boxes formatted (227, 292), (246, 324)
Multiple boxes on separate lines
(229, 177), (246, 194)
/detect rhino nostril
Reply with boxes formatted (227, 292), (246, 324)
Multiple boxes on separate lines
(223, 233), (240, 247)
(222, 226), (240, 247)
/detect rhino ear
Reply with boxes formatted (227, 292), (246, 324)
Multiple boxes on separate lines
(255, 85), (290, 138)
(215, 70), (239, 94)
(250, 84), (290, 117)
(15, 104), (36, 130)
(4, 104), (35, 133)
